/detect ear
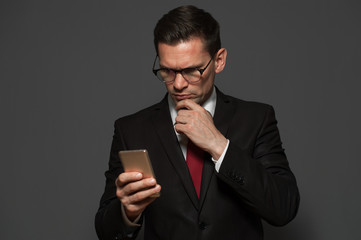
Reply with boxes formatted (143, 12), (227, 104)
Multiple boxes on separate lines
(214, 48), (227, 74)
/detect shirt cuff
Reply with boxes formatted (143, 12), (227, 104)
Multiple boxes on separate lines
(212, 139), (230, 172)
(121, 203), (141, 227)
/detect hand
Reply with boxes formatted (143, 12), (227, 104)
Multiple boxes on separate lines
(115, 172), (161, 221)
(175, 99), (227, 160)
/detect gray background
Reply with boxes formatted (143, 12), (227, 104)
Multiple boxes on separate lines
(1, 0), (360, 239)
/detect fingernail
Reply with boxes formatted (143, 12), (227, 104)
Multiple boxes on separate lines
(136, 173), (142, 178)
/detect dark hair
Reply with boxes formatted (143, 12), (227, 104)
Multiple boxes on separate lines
(153, 5), (221, 56)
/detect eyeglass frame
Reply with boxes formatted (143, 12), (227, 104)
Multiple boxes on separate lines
(152, 54), (214, 84)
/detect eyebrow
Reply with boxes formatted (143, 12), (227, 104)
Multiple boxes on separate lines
(159, 63), (204, 70)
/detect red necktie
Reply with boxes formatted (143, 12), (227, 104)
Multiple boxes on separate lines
(186, 140), (204, 198)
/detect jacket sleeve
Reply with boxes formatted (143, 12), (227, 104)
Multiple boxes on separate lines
(216, 105), (300, 226)
(95, 121), (142, 240)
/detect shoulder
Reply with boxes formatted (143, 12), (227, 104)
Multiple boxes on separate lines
(114, 95), (167, 127)
(228, 95), (272, 109)
(217, 88), (274, 115)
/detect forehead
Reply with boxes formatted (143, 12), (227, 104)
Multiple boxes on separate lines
(157, 38), (210, 68)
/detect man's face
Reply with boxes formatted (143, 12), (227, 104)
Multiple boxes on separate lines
(157, 38), (217, 106)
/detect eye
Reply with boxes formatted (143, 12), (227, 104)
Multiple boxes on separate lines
(182, 68), (201, 82)
(157, 69), (175, 82)
(183, 68), (199, 76)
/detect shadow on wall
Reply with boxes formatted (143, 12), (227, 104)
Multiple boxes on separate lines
(263, 212), (315, 240)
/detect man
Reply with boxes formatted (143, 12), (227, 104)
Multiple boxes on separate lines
(95, 5), (300, 240)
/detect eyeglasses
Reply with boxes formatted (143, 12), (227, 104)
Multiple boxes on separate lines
(152, 56), (213, 84)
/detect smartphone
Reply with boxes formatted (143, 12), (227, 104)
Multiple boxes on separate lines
(118, 149), (160, 197)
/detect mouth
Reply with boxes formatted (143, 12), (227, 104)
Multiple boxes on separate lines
(173, 94), (193, 101)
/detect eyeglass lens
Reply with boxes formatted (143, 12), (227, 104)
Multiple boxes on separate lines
(157, 69), (201, 83)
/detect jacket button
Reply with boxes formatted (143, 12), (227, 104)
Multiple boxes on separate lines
(237, 176), (245, 185)
(199, 222), (206, 230)
(229, 171), (237, 180)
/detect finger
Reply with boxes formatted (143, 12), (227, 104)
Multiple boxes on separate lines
(115, 172), (143, 187)
(120, 177), (157, 197)
(123, 185), (161, 215)
(174, 122), (187, 135)
(176, 99), (200, 111)
(175, 110), (194, 123)
(121, 183), (161, 211)
(205, 109), (212, 117)
(177, 101), (211, 120)
(175, 114), (190, 125)
(126, 184), (161, 204)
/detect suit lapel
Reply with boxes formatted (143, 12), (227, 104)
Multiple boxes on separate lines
(151, 95), (200, 209)
(213, 88), (234, 138)
(199, 88), (235, 208)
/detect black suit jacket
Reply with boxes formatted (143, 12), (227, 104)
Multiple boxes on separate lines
(95, 88), (300, 240)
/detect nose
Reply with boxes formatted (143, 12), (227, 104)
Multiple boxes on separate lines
(173, 72), (189, 90)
